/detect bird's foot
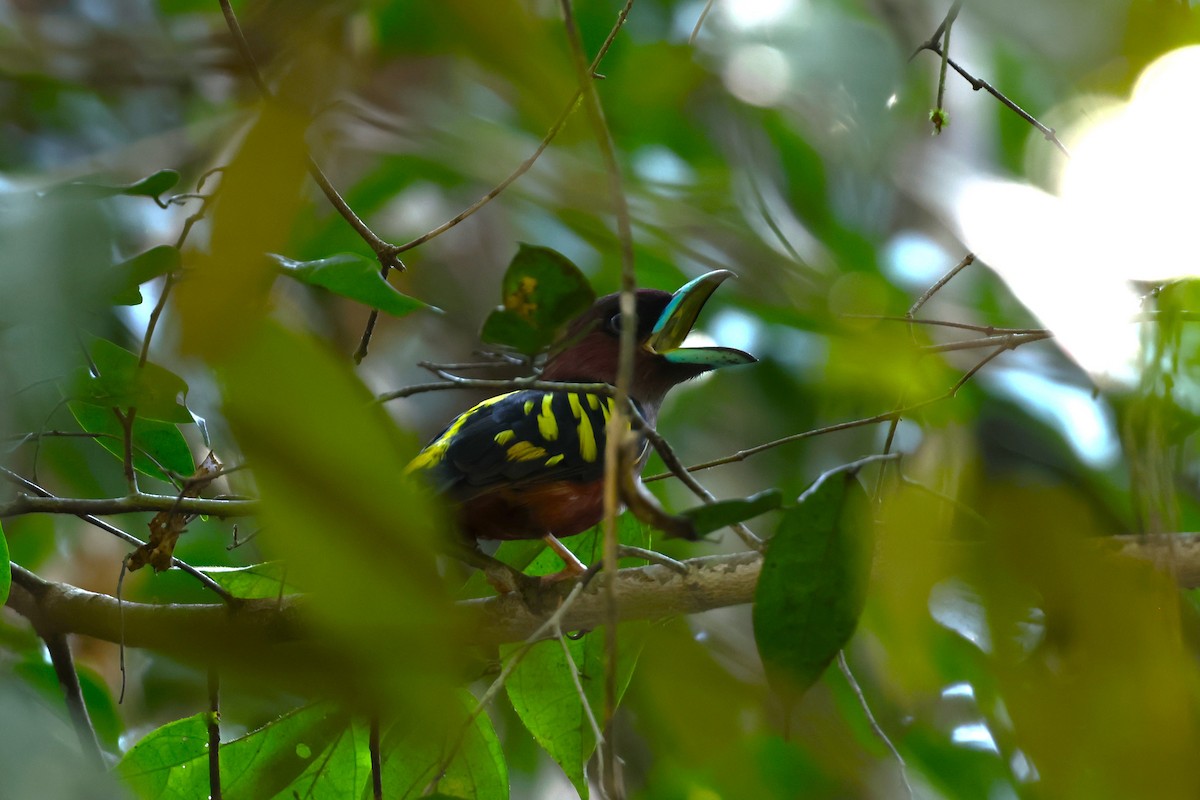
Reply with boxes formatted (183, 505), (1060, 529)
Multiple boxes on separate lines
(537, 534), (589, 585)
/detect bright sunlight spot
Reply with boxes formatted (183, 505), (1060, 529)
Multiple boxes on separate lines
(721, 0), (800, 30)
(992, 366), (1119, 468)
(723, 44), (791, 107)
(955, 45), (1200, 387)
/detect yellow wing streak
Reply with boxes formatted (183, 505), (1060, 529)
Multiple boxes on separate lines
(507, 441), (549, 462)
(569, 393), (598, 462)
(537, 393), (559, 441)
(404, 391), (517, 474)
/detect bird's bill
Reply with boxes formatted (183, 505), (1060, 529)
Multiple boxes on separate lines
(645, 270), (757, 368)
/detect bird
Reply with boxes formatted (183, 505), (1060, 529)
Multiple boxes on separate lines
(405, 270), (755, 583)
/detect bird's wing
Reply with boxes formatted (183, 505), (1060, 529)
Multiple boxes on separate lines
(406, 389), (625, 501)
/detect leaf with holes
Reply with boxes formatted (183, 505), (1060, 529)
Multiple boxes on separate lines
(480, 243), (595, 356)
(681, 489), (783, 537)
(272, 252), (435, 317)
(69, 338), (192, 423)
(753, 469), (874, 699)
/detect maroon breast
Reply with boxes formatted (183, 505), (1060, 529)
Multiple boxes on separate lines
(458, 479), (607, 541)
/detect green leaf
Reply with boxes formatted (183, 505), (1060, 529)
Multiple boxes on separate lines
(271, 252), (435, 317)
(116, 705), (350, 800)
(503, 516), (650, 798)
(377, 691), (508, 800)
(681, 489), (783, 537)
(69, 338), (192, 422)
(115, 713), (209, 799)
(479, 243), (595, 356)
(45, 169), (180, 204)
(753, 469), (874, 699)
(199, 562), (300, 600)
(287, 721), (371, 800)
(113, 246), (181, 305)
(0, 521), (9, 607)
(68, 402), (194, 482)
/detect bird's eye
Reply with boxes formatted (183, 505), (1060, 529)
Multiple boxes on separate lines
(606, 313), (623, 335)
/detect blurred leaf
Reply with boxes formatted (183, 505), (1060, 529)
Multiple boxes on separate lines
(13, 659), (123, 753)
(681, 489), (782, 537)
(68, 402), (194, 483)
(270, 252), (435, 317)
(480, 244), (595, 356)
(0, 521), (8, 607)
(112, 246), (180, 305)
(975, 484), (1200, 799)
(378, 691), (508, 800)
(753, 469), (873, 698)
(220, 321), (465, 712)
(199, 562), (299, 600)
(503, 516), (649, 798)
(69, 338), (192, 423)
(174, 103), (308, 360)
(43, 169), (180, 204)
(117, 704), (349, 800)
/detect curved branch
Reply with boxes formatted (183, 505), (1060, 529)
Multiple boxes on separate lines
(9, 535), (1200, 659)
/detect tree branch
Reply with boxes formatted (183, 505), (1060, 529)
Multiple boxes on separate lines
(10, 535), (1198, 660)
(0, 493), (258, 518)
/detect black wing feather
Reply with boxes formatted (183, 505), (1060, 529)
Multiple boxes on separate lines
(410, 389), (615, 502)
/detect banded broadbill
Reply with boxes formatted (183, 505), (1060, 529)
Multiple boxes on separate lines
(406, 270), (755, 576)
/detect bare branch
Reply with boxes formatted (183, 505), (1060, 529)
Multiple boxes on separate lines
(0, 492), (258, 519)
(8, 534), (1200, 656)
(39, 630), (106, 769)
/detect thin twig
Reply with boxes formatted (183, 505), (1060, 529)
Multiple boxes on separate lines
(628, 407), (764, 550)
(41, 630), (105, 768)
(216, 0), (404, 278)
(376, 375), (615, 403)
(921, 330), (1052, 353)
(114, 408), (138, 493)
(556, 629), (607, 773)
(907, 253), (975, 319)
(646, 337), (1038, 480)
(370, 716), (384, 800)
(929, 0), (960, 134)
(559, 2), (638, 794)
(843, 314), (1045, 336)
(207, 668), (223, 800)
(837, 651), (912, 799)
(352, 0), (636, 364)
(915, 40), (1070, 156)
(689, 0), (717, 45)
(422, 581), (590, 793)
(0, 467), (236, 603)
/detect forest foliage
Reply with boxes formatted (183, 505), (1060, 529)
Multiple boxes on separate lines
(4, 1), (1200, 798)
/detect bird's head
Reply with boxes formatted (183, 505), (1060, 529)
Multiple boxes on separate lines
(541, 270), (756, 413)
